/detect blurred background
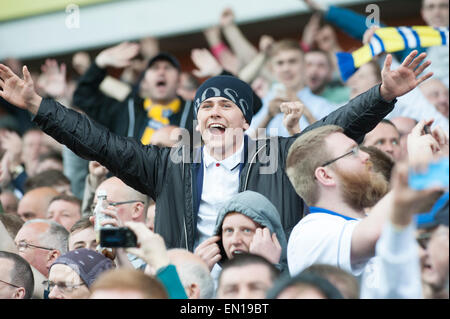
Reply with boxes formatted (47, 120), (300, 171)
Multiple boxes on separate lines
(0, 0), (425, 75)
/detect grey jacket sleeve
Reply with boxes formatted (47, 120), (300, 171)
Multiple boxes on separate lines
(32, 98), (170, 199)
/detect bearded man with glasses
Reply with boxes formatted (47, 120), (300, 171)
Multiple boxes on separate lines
(285, 124), (446, 297)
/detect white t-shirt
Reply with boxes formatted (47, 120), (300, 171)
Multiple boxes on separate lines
(287, 210), (363, 277)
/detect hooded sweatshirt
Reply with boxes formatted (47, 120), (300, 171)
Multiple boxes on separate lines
(213, 190), (288, 273)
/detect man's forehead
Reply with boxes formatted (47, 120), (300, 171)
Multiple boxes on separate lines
(201, 97), (237, 105)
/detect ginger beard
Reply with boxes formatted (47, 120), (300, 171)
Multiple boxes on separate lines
(334, 161), (389, 210)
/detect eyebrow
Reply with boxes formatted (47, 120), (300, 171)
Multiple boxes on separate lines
(202, 99), (233, 105)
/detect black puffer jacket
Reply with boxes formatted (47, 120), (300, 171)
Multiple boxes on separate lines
(33, 84), (395, 251)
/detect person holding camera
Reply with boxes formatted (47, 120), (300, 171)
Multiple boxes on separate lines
(0, 49), (433, 260)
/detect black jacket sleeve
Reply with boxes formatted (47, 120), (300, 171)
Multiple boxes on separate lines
(32, 98), (171, 199)
(281, 84), (396, 153)
(72, 63), (120, 116)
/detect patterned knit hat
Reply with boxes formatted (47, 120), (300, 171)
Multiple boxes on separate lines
(50, 248), (115, 288)
(193, 75), (254, 124)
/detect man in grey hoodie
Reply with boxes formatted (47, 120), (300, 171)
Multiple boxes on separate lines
(195, 191), (288, 281)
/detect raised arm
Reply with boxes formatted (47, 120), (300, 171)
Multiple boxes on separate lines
(301, 50), (433, 142)
(0, 63), (167, 199)
(72, 42), (139, 113)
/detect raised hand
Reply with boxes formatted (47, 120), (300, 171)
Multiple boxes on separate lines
(249, 228), (282, 264)
(407, 119), (448, 166)
(193, 235), (222, 271)
(139, 36), (160, 60)
(301, 0), (328, 11)
(302, 12), (322, 48)
(191, 48), (223, 78)
(125, 221), (170, 272)
(37, 59), (67, 98)
(220, 7), (235, 27)
(258, 35), (275, 54)
(0, 64), (42, 114)
(380, 50), (433, 101)
(0, 130), (23, 171)
(390, 161), (446, 228)
(95, 42), (140, 69)
(281, 101), (305, 135)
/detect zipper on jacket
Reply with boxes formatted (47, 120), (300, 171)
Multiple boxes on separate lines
(242, 142), (267, 191)
(127, 97), (136, 137)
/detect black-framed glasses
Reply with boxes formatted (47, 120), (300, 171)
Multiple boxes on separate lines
(321, 146), (360, 167)
(42, 280), (86, 293)
(0, 278), (21, 289)
(90, 200), (144, 212)
(16, 240), (54, 252)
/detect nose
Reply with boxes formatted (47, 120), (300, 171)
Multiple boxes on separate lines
(360, 149), (371, 163)
(48, 286), (62, 299)
(237, 287), (253, 299)
(382, 143), (395, 156)
(230, 231), (243, 244)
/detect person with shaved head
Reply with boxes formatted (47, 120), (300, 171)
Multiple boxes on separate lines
(17, 186), (60, 222)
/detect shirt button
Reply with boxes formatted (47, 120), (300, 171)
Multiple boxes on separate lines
(216, 163), (220, 167)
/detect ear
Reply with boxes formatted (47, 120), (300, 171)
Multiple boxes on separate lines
(13, 287), (26, 299)
(195, 122), (200, 132)
(46, 250), (61, 270)
(131, 202), (145, 221)
(243, 121), (250, 131)
(314, 166), (336, 187)
(187, 283), (201, 299)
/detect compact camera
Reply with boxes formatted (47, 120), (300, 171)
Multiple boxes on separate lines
(99, 227), (138, 247)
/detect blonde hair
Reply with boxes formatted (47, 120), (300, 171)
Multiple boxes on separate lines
(269, 39), (304, 59)
(286, 125), (343, 206)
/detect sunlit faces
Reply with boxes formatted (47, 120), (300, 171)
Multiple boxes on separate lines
(270, 49), (304, 92)
(221, 212), (260, 259)
(46, 200), (81, 231)
(69, 227), (97, 251)
(304, 51), (332, 94)
(195, 97), (249, 159)
(421, 0), (449, 27)
(47, 264), (90, 299)
(140, 60), (180, 103)
(217, 264), (274, 299)
(363, 122), (401, 160)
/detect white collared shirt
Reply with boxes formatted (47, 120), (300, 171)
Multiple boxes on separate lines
(194, 141), (244, 249)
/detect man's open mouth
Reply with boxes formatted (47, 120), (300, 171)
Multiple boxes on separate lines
(208, 123), (226, 135)
(156, 80), (167, 89)
(231, 249), (246, 257)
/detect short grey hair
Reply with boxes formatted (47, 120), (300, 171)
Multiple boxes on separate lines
(176, 262), (215, 299)
(24, 219), (69, 254)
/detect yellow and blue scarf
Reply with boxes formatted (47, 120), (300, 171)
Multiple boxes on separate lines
(336, 26), (449, 81)
(140, 98), (181, 145)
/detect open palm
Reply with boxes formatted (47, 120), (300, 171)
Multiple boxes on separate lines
(0, 64), (40, 111)
(380, 50), (432, 101)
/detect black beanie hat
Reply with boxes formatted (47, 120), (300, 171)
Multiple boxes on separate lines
(194, 75), (254, 124)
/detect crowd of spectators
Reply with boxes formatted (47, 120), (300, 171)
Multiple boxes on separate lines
(0, 0), (448, 301)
